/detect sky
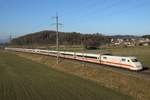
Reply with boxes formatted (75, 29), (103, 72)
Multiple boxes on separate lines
(0, 0), (150, 39)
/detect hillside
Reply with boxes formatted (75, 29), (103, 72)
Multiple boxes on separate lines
(11, 30), (111, 48)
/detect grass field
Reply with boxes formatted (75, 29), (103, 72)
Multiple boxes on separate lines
(14, 50), (150, 100)
(0, 51), (133, 100)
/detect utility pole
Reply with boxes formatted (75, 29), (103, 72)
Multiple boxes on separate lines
(56, 14), (59, 64)
(52, 13), (62, 64)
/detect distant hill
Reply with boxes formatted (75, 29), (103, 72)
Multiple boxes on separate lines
(11, 30), (149, 48)
(11, 30), (81, 45)
(11, 30), (111, 49)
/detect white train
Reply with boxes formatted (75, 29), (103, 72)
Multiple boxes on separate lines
(5, 47), (143, 71)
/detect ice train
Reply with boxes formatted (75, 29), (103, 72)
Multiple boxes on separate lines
(5, 47), (143, 71)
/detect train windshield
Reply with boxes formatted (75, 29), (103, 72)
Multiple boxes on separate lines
(131, 59), (138, 62)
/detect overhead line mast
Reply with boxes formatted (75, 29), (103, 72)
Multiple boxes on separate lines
(52, 13), (63, 64)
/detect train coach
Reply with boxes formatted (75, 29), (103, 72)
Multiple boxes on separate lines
(5, 47), (143, 71)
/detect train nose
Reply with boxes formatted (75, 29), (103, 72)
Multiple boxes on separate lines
(134, 62), (143, 69)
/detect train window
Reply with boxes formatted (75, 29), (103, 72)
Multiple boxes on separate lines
(77, 55), (84, 57)
(62, 53), (73, 56)
(85, 56), (97, 59)
(77, 55), (97, 59)
(121, 59), (126, 62)
(103, 57), (107, 59)
(131, 59), (138, 62)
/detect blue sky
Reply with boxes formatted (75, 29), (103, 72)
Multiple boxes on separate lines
(0, 0), (150, 39)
